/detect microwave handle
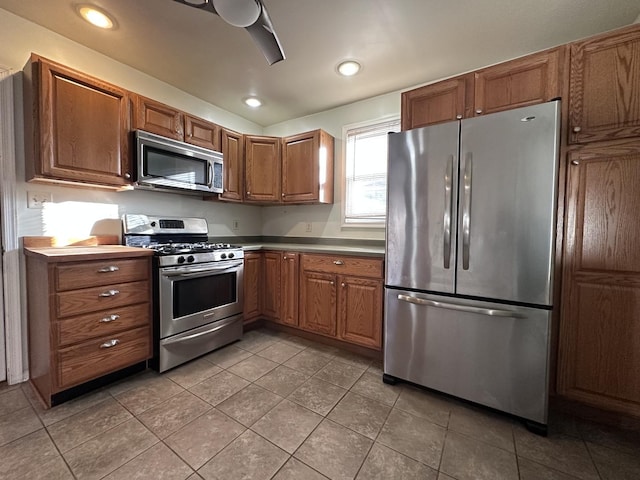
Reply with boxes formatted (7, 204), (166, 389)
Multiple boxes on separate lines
(207, 162), (213, 189)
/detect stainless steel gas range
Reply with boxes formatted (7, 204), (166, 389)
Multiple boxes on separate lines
(123, 214), (243, 372)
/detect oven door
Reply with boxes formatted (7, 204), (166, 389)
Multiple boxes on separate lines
(158, 259), (243, 338)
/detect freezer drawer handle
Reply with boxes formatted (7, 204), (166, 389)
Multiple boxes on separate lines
(443, 155), (453, 269)
(462, 153), (472, 270)
(397, 294), (523, 318)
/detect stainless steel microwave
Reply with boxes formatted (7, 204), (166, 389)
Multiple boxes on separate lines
(135, 130), (223, 194)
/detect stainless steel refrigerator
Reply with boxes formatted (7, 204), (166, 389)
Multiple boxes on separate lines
(384, 100), (560, 431)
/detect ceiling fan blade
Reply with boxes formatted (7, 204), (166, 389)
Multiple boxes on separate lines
(244, 5), (286, 65)
(173, 0), (285, 65)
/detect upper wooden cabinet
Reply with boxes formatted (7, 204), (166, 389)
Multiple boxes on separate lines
(219, 128), (245, 202)
(558, 140), (640, 417)
(245, 135), (282, 202)
(569, 26), (640, 144)
(282, 130), (335, 204)
(184, 114), (221, 151)
(133, 95), (221, 150)
(133, 95), (184, 140)
(474, 47), (564, 116)
(401, 47), (563, 130)
(23, 54), (132, 188)
(401, 74), (473, 130)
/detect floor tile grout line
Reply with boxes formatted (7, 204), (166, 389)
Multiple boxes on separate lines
(42, 426), (79, 480)
(583, 439), (606, 480)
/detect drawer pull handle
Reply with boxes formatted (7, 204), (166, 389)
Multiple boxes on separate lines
(99, 314), (120, 323)
(98, 266), (120, 273)
(100, 339), (120, 349)
(333, 260), (344, 265)
(99, 289), (120, 297)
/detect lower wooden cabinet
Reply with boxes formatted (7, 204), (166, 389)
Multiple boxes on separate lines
(280, 253), (300, 326)
(300, 253), (383, 350)
(557, 141), (640, 417)
(24, 247), (153, 407)
(262, 252), (282, 319)
(243, 252), (262, 323)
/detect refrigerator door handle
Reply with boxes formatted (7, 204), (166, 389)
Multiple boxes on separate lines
(397, 294), (524, 318)
(443, 155), (453, 269)
(462, 153), (472, 270)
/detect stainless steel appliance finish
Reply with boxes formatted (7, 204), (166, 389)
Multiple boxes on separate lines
(123, 214), (243, 372)
(384, 101), (561, 428)
(135, 130), (223, 195)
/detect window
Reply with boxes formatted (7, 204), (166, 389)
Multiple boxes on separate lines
(343, 117), (400, 225)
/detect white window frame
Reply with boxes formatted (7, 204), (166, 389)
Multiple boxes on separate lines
(341, 115), (400, 228)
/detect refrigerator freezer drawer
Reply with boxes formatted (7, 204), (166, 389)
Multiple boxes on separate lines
(384, 288), (551, 424)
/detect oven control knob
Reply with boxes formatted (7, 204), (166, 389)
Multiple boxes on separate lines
(150, 221), (156, 227)
(187, 255), (195, 263)
(220, 253), (227, 259)
(228, 252), (235, 258)
(177, 256), (186, 264)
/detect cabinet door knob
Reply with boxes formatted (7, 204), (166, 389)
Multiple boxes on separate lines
(99, 289), (120, 297)
(333, 260), (344, 265)
(341, 282), (345, 287)
(246, 191), (251, 195)
(99, 314), (120, 323)
(330, 281), (334, 285)
(98, 265), (119, 273)
(475, 109), (483, 114)
(124, 173), (131, 179)
(283, 256), (287, 260)
(573, 126), (581, 133)
(281, 193), (285, 197)
(456, 114), (462, 119)
(571, 160), (580, 166)
(100, 339), (120, 349)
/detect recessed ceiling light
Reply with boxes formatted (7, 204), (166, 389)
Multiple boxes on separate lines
(77, 5), (115, 29)
(244, 97), (262, 108)
(337, 60), (361, 77)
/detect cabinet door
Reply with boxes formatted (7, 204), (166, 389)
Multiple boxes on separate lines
(133, 95), (184, 140)
(220, 128), (244, 202)
(558, 141), (640, 417)
(282, 130), (334, 204)
(243, 252), (262, 323)
(401, 74), (472, 130)
(281, 253), (299, 326)
(30, 56), (131, 187)
(300, 270), (336, 336)
(184, 114), (221, 150)
(245, 135), (281, 202)
(338, 276), (383, 349)
(262, 252), (281, 319)
(569, 27), (640, 144)
(474, 47), (563, 116)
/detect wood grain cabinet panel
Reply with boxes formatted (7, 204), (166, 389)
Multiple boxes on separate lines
(282, 130), (334, 204)
(300, 270), (337, 336)
(25, 251), (153, 407)
(338, 276), (383, 349)
(23, 54), (132, 187)
(133, 94), (184, 140)
(262, 251), (282, 319)
(245, 135), (282, 202)
(243, 252), (262, 323)
(184, 114), (221, 150)
(558, 141), (640, 417)
(220, 128), (245, 202)
(474, 47), (563, 116)
(280, 253), (300, 326)
(569, 26), (640, 144)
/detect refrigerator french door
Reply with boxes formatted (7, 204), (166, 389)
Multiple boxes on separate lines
(384, 101), (560, 428)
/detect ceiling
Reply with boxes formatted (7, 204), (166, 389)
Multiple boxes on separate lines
(1, 0), (639, 127)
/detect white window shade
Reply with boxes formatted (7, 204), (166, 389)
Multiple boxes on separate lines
(344, 118), (400, 225)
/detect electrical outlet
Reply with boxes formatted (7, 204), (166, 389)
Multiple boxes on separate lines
(305, 222), (312, 233)
(232, 219), (239, 231)
(27, 191), (52, 209)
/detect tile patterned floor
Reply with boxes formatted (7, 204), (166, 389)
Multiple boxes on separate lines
(1, 328), (639, 480)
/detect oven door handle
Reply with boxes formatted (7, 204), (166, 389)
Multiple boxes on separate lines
(162, 263), (242, 278)
(162, 316), (239, 345)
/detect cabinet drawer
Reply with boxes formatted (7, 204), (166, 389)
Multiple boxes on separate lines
(57, 326), (150, 390)
(56, 280), (150, 318)
(301, 254), (383, 278)
(56, 258), (149, 291)
(56, 302), (150, 347)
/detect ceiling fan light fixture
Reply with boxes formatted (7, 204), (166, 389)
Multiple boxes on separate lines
(337, 60), (362, 77)
(212, 0), (261, 27)
(244, 96), (262, 108)
(76, 5), (115, 29)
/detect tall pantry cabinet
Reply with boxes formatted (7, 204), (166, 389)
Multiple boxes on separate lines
(558, 25), (640, 418)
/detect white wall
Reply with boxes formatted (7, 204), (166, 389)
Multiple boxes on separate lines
(262, 91), (400, 240)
